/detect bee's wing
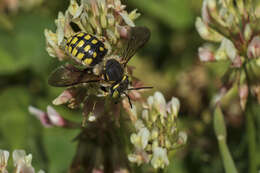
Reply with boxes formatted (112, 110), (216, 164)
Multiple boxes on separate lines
(120, 26), (151, 67)
(48, 65), (101, 87)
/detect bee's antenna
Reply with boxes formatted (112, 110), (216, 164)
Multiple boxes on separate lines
(123, 92), (133, 108)
(127, 86), (153, 91)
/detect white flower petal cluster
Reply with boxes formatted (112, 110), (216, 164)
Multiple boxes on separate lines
(128, 92), (186, 169)
(196, 0), (260, 66)
(0, 149), (45, 173)
(196, 0), (260, 108)
(0, 150), (9, 173)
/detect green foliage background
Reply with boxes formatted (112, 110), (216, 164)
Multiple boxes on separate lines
(0, 0), (258, 172)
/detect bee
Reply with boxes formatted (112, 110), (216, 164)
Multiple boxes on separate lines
(48, 26), (152, 107)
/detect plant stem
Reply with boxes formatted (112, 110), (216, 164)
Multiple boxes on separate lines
(157, 168), (164, 173)
(218, 138), (238, 173)
(246, 99), (257, 173)
(214, 107), (238, 173)
(244, 63), (257, 173)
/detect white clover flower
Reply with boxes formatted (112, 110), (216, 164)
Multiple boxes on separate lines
(151, 128), (159, 140)
(195, 17), (223, 42)
(222, 38), (237, 61)
(153, 92), (167, 124)
(0, 150), (9, 173)
(55, 12), (65, 46)
(128, 92), (184, 169)
(178, 131), (188, 146)
(128, 154), (143, 165)
(153, 92), (166, 115)
(134, 120), (145, 130)
(151, 147), (169, 169)
(168, 97), (180, 118)
(44, 29), (58, 52)
(13, 150), (35, 173)
(141, 110), (149, 123)
(68, 0), (81, 18)
(147, 96), (154, 108)
(0, 149), (44, 173)
(130, 128), (150, 149)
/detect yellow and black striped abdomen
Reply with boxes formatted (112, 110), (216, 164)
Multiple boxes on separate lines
(65, 32), (107, 66)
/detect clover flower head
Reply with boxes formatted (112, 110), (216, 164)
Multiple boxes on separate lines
(45, 0), (141, 61)
(128, 91), (186, 169)
(44, 0), (149, 124)
(13, 150), (35, 173)
(196, 0), (260, 108)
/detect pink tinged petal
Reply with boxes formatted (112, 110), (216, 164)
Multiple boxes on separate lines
(231, 55), (242, 68)
(0, 150), (9, 172)
(16, 164), (35, 173)
(28, 106), (52, 127)
(12, 150), (30, 166)
(90, 0), (99, 17)
(52, 90), (73, 105)
(202, 0), (211, 24)
(13, 150), (35, 173)
(177, 131), (188, 145)
(247, 36), (260, 59)
(239, 84), (248, 110)
(92, 169), (104, 173)
(46, 106), (66, 127)
(198, 46), (215, 62)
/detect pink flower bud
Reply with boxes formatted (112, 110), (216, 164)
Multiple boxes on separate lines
(231, 55), (242, 68)
(28, 106), (52, 127)
(52, 89), (73, 105)
(239, 84), (248, 110)
(47, 106), (66, 127)
(247, 36), (260, 59)
(198, 46), (215, 62)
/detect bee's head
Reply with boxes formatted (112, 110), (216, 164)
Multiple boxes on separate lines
(110, 75), (153, 108)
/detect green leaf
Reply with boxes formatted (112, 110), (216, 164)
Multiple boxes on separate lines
(129, 0), (194, 29)
(0, 87), (31, 149)
(0, 13), (54, 74)
(44, 128), (79, 173)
